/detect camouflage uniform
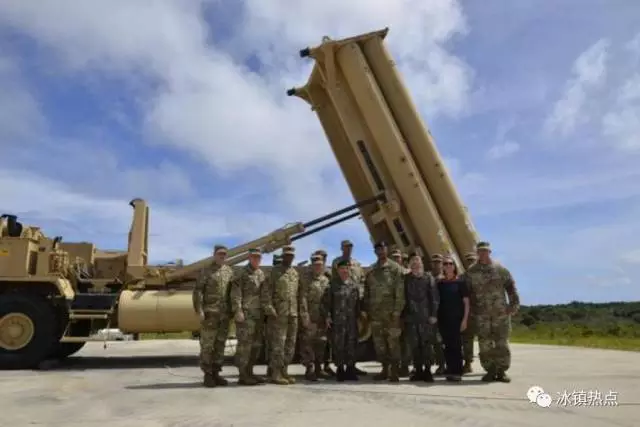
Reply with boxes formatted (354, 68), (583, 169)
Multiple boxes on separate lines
(430, 253), (446, 375)
(465, 242), (520, 382)
(364, 242), (405, 382)
(312, 249), (334, 376)
(261, 245), (308, 385)
(391, 249), (412, 377)
(462, 251), (478, 373)
(230, 248), (266, 385)
(264, 253), (283, 378)
(330, 240), (367, 376)
(299, 255), (331, 381)
(193, 244), (234, 387)
(323, 259), (361, 381)
(404, 270), (439, 382)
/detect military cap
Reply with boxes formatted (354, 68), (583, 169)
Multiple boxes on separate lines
(247, 247), (261, 256)
(311, 254), (324, 265)
(282, 245), (295, 255)
(273, 254), (283, 261)
(341, 239), (353, 247)
(336, 259), (350, 268)
(390, 249), (402, 257)
(214, 244), (228, 253)
(431, 253), (443, 261)
(373, 241), (387, 249)
(314, 249), (328, 257)
(464, 251), (478, 260)
(476, 241), (491, 251)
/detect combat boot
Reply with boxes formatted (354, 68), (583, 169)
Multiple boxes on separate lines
(399, 363), (410, 377)
(315, 362), (330, 379)
(434, 365), (445, 376)
(282, 366), (296, 384)
(345, 365), (359, 381)
(304, 365), (318, 382)
(462, 361), (473, 374)
(203, 373), (217, 388)
(495, 370), (511, 383)
(238, 367), (259, 386)
(270, 366), (289, 385)
(266, 366), (273, 377)
(409, 365), (423, 382)
(353, 365), (368, 376)
(323, 363), (336, 376)
(212, 364), (228, 386)
(373, 364), (389, 381)
(336, 366), (346, 382)
(388, 363), (400, 383)
(481, 369), (497, 382)
(248, 364), (266, 384)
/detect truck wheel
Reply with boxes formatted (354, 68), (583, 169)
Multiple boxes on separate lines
(0, 294), (57, 369)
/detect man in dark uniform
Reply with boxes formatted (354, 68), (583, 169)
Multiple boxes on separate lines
(323, 259), (361, 381)
(313, 249), (336, 377)
(430, 253), (447, 375)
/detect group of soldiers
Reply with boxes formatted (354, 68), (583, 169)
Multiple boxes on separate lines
(192, 239), (520, 388)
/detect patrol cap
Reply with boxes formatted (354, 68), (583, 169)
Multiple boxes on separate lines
(214, 244), (228, 254)
(341, 239), (353, 247)
(476, 241), (491, 251)
(273, 254), (283, 261)
(336, 259), (350, 268)
(373, 241), (388, 249)
(390, 249), (402, 257)
(311, 254), (323, 265)
(314, 249), (327, 257)
(282, 245), (295, 256)
(247, 248), (261, 256)
(431, 253), (443, 262)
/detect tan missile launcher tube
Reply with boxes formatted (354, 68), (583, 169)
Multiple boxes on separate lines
(288, 29), (462, 265)
(361, 34), (479, 265)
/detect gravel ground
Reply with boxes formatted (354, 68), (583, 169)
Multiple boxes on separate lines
(1, 340), (638, 427)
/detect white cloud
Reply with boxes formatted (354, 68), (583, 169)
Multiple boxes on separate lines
(545, 39), (609, 135)
(0, 1), (471, 265)
(601, 73), (640, 152)
(487, 141), (520, 160)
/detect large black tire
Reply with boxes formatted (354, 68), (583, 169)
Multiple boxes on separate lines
(0, 294), (57, 369)
(48, 320), (91, 359)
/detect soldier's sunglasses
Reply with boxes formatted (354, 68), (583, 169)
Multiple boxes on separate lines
(442, 262), (454, 265)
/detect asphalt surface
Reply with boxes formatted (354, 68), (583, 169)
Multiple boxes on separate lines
(1, 340), (638, 427)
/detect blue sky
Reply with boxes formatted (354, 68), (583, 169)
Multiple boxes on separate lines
(1, 1), (639, 304)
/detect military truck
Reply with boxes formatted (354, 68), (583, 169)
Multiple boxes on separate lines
(0, 27), (479, 370)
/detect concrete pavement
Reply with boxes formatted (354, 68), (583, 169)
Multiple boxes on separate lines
(1, 340), (637, 426)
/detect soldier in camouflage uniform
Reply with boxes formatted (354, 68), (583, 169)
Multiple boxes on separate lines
(323, 259), (362, 381)
(261, 245), (308, 385)
(391, 249), (412, 377)
(330, 240), (368, 376)
(299, 254), (331, 381)
(363, 241), (405, 382)
(465, 241), (520, 383)
(430, 253), (447, 375)
(404, 253), (439, 382)
(313, 249), (335, 376)
(230, 247), (266, 386)
(265, 253), (283, 378)
(193, 244), (234, 388)
(462, 251), (478, 374)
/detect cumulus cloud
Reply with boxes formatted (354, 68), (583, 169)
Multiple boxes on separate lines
(545, 39), (609, 135)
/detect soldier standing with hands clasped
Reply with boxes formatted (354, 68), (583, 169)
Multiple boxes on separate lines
(324, 259), (362, 381)
(462, 251), (478, 374)
(404, 253), (439, 382)
(261, 245), (308, 385)
(363, 241), (405, 382)
(193, 244), (234, 388)
(230, 247), (266, 386)
(299, 254), (331, 381)
(465, 241), (521, 383)
(391, 248), (412, 377)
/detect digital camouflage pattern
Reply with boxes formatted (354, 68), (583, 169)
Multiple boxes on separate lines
(462, 253), (478, 365)
(261, 260), (308, 376)
(299, 267), (330, 367)
(403, 271), (439, 368)
(363, 259), (405, 365)
(230, 263), (265, 369)
(330, 255), (365, 296)
(465, 261), (520, 374)
(430, 256), (446, 369)
(323, 277), (360, 366)
(194, 263), (234, 375)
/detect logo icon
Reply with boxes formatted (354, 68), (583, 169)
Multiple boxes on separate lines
(527, 385), (552, 408)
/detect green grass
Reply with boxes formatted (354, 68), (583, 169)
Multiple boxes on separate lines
(141, 332), (194, 340)
(510, 329), (640, 351)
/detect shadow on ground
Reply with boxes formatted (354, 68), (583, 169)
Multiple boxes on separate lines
(40, 355), (200, 371)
